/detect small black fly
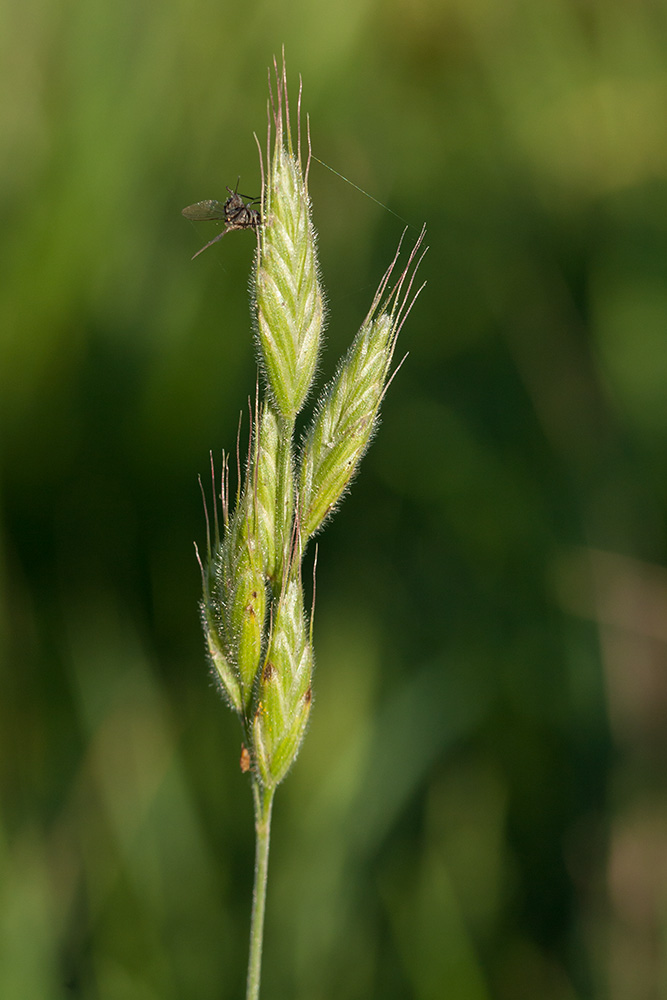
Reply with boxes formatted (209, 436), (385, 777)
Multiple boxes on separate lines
(182, 179), (261, 258)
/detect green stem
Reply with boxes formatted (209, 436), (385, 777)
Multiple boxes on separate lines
(246, 780), (276, 1000)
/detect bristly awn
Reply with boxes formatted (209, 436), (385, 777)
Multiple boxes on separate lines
(309, 154), (419, 234)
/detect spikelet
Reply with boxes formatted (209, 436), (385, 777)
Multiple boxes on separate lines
(255, 64), (324, 423)
(253, 402), (280, 582)
(252, 573), (313, 788)
(200, 402), (275, 716)
(299, 229), (427, 540)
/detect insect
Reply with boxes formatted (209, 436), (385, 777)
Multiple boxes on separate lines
(182, 180), (261, 258)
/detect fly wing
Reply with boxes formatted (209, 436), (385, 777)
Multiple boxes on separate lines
(181, 199), (227, 221)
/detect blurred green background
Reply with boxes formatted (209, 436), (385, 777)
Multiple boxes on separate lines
(2, 0), (667, 997)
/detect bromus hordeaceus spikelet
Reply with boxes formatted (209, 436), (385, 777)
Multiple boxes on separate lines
(192, 53), (426, 1000)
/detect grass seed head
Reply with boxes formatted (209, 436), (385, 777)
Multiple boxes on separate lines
(255, 70), (324, 422)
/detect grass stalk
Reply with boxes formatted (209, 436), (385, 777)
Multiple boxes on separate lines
(191, 53), (425, 1000)
(246, 780), (275, 1000)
